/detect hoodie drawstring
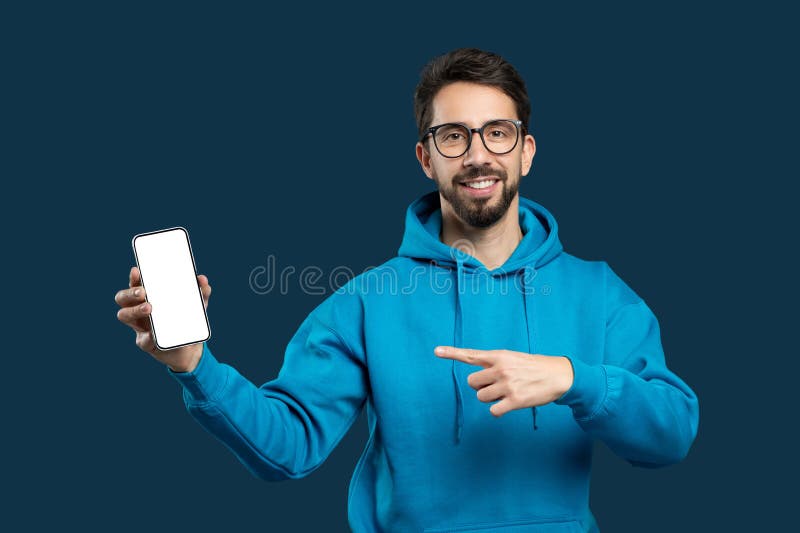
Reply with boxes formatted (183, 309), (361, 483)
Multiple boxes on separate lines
(452, 257), (465, 445)
(448, 260), (539, 445)
(405, 193), (562, 445)
(520, 267), (539, 431)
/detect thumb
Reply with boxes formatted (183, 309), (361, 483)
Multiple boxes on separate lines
(129, 266), (142, 288)
(198, 274), (212, 305)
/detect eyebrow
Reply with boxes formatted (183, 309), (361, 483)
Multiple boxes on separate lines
(434, 118), (514, 127)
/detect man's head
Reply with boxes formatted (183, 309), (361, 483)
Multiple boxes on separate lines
(414, 48), (536, 228)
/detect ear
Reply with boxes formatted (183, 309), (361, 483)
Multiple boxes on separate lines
(416, 141), (434, 180)
(521, 134), (536, 176)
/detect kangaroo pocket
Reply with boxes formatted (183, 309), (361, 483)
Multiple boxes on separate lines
(423, 517), (583, 532)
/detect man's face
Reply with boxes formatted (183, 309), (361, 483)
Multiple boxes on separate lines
(416, 81), (536, 228)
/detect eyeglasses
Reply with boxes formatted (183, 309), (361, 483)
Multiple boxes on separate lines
(421, 119), (523, 158)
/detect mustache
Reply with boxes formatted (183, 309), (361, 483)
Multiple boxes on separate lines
(453, 167), (508, 183)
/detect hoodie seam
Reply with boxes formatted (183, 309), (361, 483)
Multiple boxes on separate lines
(606, 299), (645, 328)
(198, 403), (298, 478)
(605, 299), (646, 370)
(302, 316), (369, 473)
(185, 368), (231, 408)
(574, 365), (609, 423)
(310, 314), (360, 365)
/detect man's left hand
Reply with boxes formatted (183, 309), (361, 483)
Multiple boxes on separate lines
(434, 346), (574, 417)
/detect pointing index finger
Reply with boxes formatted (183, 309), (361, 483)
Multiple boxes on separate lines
(434, 346), (493, 367)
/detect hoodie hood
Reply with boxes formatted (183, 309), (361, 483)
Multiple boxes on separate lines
(397, 190), (564, 444)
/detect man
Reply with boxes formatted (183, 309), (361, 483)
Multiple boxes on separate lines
(116, 48), (699, 532)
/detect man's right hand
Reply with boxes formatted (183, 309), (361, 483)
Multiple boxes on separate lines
(115, 266), (212, 373)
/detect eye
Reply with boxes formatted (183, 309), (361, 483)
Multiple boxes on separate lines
(486, 125), (513, 138)
(484, 122), (517, 142)
(436, 125), (468, 144)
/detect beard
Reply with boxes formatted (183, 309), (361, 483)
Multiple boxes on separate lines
(436, 166), (519, 228)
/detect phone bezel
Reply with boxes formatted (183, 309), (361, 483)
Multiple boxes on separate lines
(131, 226), (211, 351)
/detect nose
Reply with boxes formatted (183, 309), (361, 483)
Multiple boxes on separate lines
(462, 130), (493, 167)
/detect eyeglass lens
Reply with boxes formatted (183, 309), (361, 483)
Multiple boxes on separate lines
(434, 120), (518, 157)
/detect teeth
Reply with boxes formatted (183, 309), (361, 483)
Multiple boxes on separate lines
(465, 180), (496, 189)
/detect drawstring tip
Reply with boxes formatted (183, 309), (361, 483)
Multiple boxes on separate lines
(532, 407), (539, 431)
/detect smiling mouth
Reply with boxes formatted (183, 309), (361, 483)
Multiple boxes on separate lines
(460, 178), (500, 190)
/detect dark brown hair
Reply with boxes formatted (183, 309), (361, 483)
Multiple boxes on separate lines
(413, 47), (531, 142)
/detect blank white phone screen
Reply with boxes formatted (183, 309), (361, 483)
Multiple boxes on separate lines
(132, 227), (210, 350)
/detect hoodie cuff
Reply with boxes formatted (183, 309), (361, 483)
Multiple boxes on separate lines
(553, 355), (608, 421)
(166, 342), (228, 404)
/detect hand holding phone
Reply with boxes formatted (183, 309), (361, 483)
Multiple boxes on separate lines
(116, 227), (212, 372)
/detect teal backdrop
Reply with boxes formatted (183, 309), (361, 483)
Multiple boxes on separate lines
(3, 2), (793, 531)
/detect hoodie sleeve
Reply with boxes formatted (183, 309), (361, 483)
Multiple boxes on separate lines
(554, 262), (699, 468)
(166, 288), (369, 481)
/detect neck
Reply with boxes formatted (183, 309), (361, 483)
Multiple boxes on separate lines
(439, 195), (523, 270)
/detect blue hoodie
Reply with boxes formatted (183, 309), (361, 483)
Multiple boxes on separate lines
(168, 191), (700, 532)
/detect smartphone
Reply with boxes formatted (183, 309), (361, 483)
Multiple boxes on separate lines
(131, 226), (211, 350)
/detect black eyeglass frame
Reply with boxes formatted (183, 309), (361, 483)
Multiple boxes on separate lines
(420, 119), (524, 158)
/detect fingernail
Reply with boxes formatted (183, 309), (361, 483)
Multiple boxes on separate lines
(140, 303), (149, 312)
(133, 289), (140, 297)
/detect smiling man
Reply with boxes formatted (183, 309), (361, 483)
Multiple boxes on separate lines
(116, 47), (699, 533)
(417, 81), (531, 235)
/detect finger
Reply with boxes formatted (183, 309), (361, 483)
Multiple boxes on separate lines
(117, 302), (152, 333)
(198, 275), (211, 300)
(489, 398), (514, 418)
(476, 382), (505, 403)
(434, 346), (493, 367)
(129, 266), (142, 288)
(117, 301), (151, 330)
(115, 286), (146, 307)
(466, 367), (498, 390)
(135, 329), (157, 354)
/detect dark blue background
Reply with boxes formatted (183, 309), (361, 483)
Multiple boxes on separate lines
(4, 3), (794, 531)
